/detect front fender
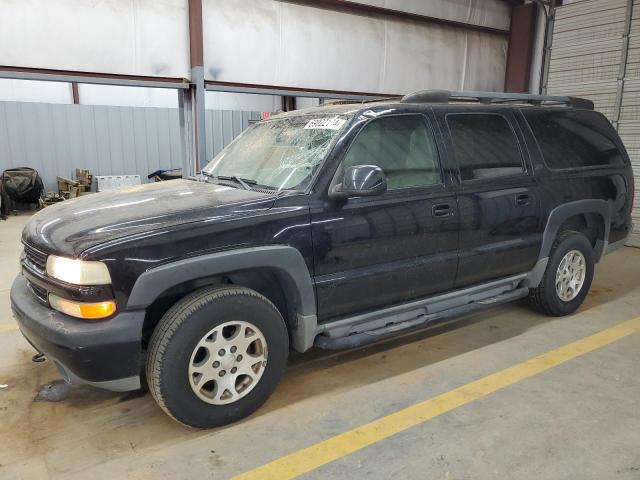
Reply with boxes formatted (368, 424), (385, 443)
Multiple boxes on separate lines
(126, 246), (318, 352)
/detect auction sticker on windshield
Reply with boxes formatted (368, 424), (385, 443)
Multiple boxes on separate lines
(304, 117), (346, 130)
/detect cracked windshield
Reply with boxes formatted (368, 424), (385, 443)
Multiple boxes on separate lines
(202, 115), (351, 191)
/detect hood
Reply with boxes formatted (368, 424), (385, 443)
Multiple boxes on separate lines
(22, 179), (276, 257)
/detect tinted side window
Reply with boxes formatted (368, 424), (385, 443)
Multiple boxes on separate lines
(342, 115), (441, 190)
(523, 109), (623, 169)
(447, 114), (524, 181)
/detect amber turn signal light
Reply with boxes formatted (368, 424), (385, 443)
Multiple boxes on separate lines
(48, 294), (116, 320)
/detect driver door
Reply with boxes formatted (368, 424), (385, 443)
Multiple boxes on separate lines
(310, 113), (459, 321)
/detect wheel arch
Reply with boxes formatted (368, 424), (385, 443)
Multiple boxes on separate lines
(128, 246), (318, 352)
(525, 200), (611, 288)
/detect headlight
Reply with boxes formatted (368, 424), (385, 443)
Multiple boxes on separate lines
(49, 294), (116, 320)
(46, 255), (112, 285)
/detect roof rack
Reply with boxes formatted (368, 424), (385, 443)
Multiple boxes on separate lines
(399, 90), (594, 110)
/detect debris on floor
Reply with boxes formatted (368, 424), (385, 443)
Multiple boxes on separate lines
(34, 379), (71, 402)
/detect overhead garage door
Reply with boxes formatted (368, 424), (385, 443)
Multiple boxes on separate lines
(547, 0), (640, 247)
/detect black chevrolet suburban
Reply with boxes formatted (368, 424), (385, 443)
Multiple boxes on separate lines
(11, 90), (634, 428)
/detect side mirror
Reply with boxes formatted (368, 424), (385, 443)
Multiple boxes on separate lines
(329, 165), (387, 200)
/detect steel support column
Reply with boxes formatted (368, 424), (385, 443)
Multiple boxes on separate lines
(191, 67), (206, 173)
(178, 88), (196, 179)
(71, 82), (80, 104)
(185, 0), (206, 176)
(540, 0), (557, 95)
(613, 0), (635, 129)
(504, 2), (538, 93)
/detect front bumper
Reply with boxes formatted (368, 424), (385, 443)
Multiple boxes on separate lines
(10, 275), (144, 392)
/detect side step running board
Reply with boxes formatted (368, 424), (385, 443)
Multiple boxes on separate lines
(314, 286), (529, 350)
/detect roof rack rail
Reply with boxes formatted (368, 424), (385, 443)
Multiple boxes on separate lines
(399, 90), (594, 110)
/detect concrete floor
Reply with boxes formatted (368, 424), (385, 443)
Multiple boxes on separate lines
(1, 212), (639, 479)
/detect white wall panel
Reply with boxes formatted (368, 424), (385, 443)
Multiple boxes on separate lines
(463, 30), (509, 91)
(1, 0), (508, 97)
(0, 0), (190, 78)
(0, 79), (72, 104)
(277, 3), (386, 93)
(382, 19), (466, 92)
(78, 84), (179, 108)
(353, 0), (510, 30)
(203, 0), (508, 94)
(205, 92), (281, 112)
(204, 1), (281, 86)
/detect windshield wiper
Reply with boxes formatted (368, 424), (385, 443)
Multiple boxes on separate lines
(220, 175), (256, 191)
(202, 172), (256, 191)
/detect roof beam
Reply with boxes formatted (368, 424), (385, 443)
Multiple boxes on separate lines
(0, 66), (189, 89)
(278, 0), (510, 36)
(205, 80), (400, 100)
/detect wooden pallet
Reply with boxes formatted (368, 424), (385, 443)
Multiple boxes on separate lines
(56, 176), (80, 199)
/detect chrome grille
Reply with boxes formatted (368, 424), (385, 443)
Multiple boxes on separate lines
(22, 243), (47, 273)
(26, 280), (48, 304)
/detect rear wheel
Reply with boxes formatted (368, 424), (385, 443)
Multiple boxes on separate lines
(529, 231), (595, 316)
(146, 285), (289, 428)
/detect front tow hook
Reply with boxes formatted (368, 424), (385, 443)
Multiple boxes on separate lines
(31, 353), (46, 363)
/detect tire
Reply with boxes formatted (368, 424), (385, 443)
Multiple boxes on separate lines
(146, 285), (289, 428)
(529, 230), (595, 316)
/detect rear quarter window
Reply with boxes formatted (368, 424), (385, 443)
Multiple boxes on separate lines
(523, 109), (624, 170)
(446, 113), (525, 181)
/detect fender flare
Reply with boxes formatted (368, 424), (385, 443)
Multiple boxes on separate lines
(126, 246), (318, 352)
(525, 199), (611, 288)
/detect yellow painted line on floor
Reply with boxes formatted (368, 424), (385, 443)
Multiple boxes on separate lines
(233, 316), (640, 480)
(0, 323), (18, 333)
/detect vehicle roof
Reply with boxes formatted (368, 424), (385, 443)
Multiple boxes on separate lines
(270, 100), (588, 120)
(271, 102), (388, 118)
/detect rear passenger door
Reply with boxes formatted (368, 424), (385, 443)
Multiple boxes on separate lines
(437, 107), (544, 288)
(311, 113), (459, 321)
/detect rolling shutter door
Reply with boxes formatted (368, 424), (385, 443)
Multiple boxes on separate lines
(547, 0), (640, 246)
(621, 5), (640, 246)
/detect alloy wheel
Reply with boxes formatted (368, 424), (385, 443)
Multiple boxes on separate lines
(188, 321), (268, 405)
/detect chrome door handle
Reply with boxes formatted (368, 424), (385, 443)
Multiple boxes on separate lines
(432, 203), (453, 217)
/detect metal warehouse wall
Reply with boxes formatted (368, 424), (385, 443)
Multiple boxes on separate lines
(0, 102), (259, 191)
(546, 0), (640, 246)
(203, 0), (510, 94)
(1, 0), (511, 97)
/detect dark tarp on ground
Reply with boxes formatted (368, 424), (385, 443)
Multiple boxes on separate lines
(1, 167), (44, 214)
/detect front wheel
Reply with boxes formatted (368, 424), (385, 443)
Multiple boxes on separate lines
(529, 231), (595, 316)
(146, 285), (289, 428)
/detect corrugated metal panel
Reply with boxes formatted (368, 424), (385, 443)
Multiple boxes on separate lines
(626, 0), (640, 79)
(547, 38), (624, 85)
(626, 33), (640, 79)
(547, 80), (620, 120)
(0, 102), (258, 191)
(623, 1), (640, 245)
(553, 0), (628, 43)
(547, 0), (626, 92)
(620, 78), (640, 120)
(549, 0), (640, 246)
(617, 123), (640, 230)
